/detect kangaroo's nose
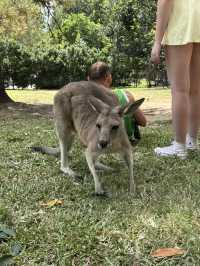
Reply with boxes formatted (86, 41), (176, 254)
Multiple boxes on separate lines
(99, 140), (108, 149)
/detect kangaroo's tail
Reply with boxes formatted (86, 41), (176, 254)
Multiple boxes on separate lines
(31, 146), (60, 157)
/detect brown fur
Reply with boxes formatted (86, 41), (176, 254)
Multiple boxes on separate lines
(51, 81), (144, 195)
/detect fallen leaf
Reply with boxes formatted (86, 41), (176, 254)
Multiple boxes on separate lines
(41, 199), (64, 208)
(151, 248), (186, 258)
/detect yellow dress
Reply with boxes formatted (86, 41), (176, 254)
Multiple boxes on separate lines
(162, 0), (200, 45)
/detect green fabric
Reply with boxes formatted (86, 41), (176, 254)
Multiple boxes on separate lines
(114, 89), (136, 138)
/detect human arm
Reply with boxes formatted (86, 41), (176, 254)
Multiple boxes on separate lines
(132, 105), (147, 127)
(134, 108), (147, 127)
(151, 0), (173, 64)
(125, 90), (147, 127)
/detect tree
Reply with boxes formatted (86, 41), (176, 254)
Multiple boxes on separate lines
(32, 39), (108, 89)
(0, 39), (36, 103)
(0, 0), (164, 103)
(58, 0), (111, 24)
(51, 0), (160, 86)
(28, 12), (111, 89)
(0, 0), (43, 43)
(54, 13), (110, 50)
(107, 0), (157, 85)
(0, 0), (44, 103)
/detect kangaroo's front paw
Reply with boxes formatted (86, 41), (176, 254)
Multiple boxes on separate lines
(60, 167), (77, 177)
(61, 167), (83, 185)
(92, 189), (111, 198)
(73, 175), (84, 185)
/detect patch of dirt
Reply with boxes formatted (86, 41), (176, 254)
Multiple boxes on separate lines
(0, 102), (53, 120)
(143, 107), (171, 123)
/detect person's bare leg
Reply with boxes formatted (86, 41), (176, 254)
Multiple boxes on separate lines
(155, 44), (193, 158)
(187, 43), (200, 147)
(166, 44), (193, 144)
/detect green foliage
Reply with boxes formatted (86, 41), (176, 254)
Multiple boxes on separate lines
(0, 39), (33, 88)
(49, 0), (164, 87)
(0, 37), (108, 89)
(55, 13), (110, 50)
(33, 40), (108, 89)
(0, 0), (43, 44)
(108, 0), (157, 85)
(59, 0), (111, 24)
(0, 0), (167, 90)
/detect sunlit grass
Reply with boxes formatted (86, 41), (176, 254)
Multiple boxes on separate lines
(1, 109), (200, 264)
(7, 86), (171, 110)
(7, 89), (57, 105)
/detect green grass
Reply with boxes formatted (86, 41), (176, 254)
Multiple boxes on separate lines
(1, 89), (200, 265)
(7, 89), (57, 105)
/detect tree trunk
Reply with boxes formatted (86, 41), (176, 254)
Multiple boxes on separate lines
(0, 88), (14, 103)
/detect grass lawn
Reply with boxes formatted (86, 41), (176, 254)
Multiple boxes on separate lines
(1, 89), (200, 265)
(7, 87), (171, 110)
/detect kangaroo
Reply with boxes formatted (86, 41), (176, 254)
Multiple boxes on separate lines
(33, 81), (144, 196)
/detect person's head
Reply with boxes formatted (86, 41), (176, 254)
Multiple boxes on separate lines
(87, 61), (112, 88)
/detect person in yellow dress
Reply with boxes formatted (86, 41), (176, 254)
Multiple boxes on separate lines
(151, 0), (200, 159)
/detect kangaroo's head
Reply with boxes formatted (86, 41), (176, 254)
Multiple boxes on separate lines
(88, 96), (145, 150)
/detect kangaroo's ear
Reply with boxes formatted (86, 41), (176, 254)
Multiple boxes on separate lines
(121, 98), (145, 116)
(88, 96), (109, 113)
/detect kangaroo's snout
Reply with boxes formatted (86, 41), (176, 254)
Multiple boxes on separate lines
(99, 140), (109, 149)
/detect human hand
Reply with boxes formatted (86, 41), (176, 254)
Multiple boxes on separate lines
(150, 42), (161, 64)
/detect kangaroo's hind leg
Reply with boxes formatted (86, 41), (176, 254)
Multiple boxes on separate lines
(54, 98), (83, 183)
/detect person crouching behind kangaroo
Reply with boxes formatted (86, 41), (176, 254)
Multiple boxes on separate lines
(87, 61), (147, 145)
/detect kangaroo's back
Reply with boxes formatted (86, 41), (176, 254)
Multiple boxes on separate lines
(54, 81), (118, 107)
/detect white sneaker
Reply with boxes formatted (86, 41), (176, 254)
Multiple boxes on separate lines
(154, 141), (187, 159)
(186, 135), (198, 150)
(186, 141), (198, 150)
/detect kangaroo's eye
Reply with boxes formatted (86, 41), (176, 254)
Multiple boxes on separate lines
(112, 125), (119, 131)
(96, 124), (101, 129)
